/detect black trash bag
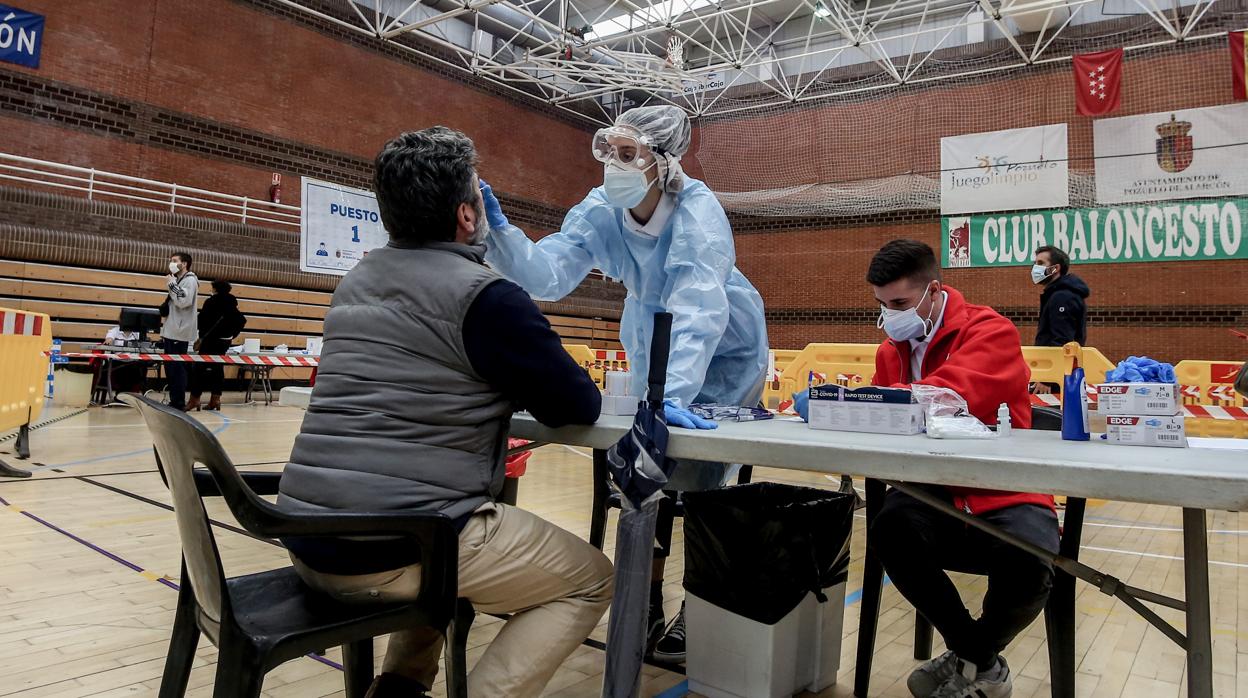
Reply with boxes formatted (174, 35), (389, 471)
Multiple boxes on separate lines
(683, 482), (855, 625)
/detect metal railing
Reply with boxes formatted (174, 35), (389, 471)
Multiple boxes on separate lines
(0, 152), (302, 230)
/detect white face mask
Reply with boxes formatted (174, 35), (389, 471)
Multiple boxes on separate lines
(1031, 264), (1053, 285)
(603, 162), (654, 209)
(878, 284), (936, 342)
(168, 261), (181, 274)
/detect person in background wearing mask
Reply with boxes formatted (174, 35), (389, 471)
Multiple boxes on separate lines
(480, 104), (768, 663)
(278, 128), (612, 698)
(163, 252), (198, 411)
(1031, 246), (1089, 394)
(856, 240), (1055, 698)
(187, 280), (247, 412)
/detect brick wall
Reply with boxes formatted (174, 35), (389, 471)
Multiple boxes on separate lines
(0, 0), (601, 209)
(732, 212), (1248, 364)
(1, 0), (1244, 365)
(704, 28), (1248, 365)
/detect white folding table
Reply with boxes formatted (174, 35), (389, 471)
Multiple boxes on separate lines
(510, 413), (1248, 698)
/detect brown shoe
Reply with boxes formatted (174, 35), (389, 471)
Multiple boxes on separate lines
(364, 673), (429, 698)
(184, 395), (201, 412)
(206, 394), (221, 411)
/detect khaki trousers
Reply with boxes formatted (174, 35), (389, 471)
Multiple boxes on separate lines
(293, 502), (614, 697)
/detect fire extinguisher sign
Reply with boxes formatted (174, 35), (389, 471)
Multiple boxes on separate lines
(300, 177), (388, 276)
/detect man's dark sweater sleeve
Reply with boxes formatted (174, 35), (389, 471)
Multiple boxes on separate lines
(463, 279), (601, 427)
(1041, 290), (1082, 345)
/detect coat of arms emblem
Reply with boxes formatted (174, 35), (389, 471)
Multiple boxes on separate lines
(1155, 114), (1194, 173)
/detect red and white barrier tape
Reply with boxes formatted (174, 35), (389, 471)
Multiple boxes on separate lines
(1029, 393), (1247, 420)
(54, 352), (319, 367)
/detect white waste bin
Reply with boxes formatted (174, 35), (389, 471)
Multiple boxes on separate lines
(686, 583), (846, 698)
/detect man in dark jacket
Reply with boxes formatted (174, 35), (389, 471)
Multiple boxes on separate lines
(277, 127), (613, 698)
(1032, 245), (1089, 347)
(1031, 246), (1089, 394)
(187, 280), (245, 411)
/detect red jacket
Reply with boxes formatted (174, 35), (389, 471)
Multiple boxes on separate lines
(871, 285), (1054, 515)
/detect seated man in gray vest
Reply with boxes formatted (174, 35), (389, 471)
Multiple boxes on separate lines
(278, 127), (613, 698)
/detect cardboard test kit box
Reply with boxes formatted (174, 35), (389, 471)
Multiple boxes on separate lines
(1096, 383), (1179, 416)
(807, 385), (925, 435)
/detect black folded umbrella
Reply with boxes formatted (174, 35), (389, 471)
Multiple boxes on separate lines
(602, 312), (678, 698)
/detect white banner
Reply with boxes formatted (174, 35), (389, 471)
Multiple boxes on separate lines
(1094, 103), (1248, 204)
(300, 178), (388, 276)
(940, 124), (1069, 215)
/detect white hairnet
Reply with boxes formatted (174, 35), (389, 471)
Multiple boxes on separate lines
(655, 153), (687, 193)
(615, 106), (692, 157)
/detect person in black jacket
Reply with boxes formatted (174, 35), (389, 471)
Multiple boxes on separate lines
(187, 280), (246, 411)
(1031, 246), (1089, 393)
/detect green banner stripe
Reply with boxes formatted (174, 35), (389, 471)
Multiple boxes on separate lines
(942, 198), (1248, 267)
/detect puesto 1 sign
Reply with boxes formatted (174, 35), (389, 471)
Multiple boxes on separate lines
(942, 198), (1247, 267)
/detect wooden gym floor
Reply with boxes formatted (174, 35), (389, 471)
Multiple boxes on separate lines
(2, 402), (1247, 697)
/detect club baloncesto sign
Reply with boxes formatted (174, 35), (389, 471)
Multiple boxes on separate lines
(942, 198), (1247, 268)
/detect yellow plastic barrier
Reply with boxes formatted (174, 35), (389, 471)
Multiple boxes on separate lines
(1174, 360), (1246, 407)
(772, 343), (880, 408)
(562, 344), (629, 389)
(1022, 344), (1114, 386)
(760, 349), (801, 409)
(0, 307), (52, 477)
(1171, 359), (1248, 438)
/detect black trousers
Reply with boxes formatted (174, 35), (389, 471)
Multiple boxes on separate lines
(161, 339), (190, 409)
(191, 338), (231, 397)
(868, 485), (1060, 668)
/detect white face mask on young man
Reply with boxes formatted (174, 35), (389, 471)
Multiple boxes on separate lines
(877, 283), (937, 342)
(168, 261), (181, 275)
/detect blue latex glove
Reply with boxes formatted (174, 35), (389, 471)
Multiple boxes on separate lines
(1157, 363), (1176, 384)
(478, 179), (509, 229)
(664, 399), (718, 430)
(1106, 356), (1176, 383)
(792, 390), (810, 422)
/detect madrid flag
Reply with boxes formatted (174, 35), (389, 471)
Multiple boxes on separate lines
(1073, 48), (1123, 116)
(1232, 31), (1247, 101)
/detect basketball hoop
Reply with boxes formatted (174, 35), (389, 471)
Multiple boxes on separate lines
(666, 36), (685, 71)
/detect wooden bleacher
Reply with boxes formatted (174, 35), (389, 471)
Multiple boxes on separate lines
(0, 260), (622, 382)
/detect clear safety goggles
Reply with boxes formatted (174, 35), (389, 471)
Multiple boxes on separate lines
(591, 127), (657, 168)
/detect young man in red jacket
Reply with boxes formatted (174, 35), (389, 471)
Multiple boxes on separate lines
(866, 240), (1058, 698)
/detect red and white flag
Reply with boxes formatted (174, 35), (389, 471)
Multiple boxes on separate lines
(1231, 31), (1247, 101)
(1073, 48), (1123, 116)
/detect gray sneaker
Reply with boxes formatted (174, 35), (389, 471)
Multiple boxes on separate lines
(908, 650), (960, 697)
(932, 657), (1012, 698)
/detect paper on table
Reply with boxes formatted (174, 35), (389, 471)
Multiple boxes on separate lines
(1187, 437), (1248, 451)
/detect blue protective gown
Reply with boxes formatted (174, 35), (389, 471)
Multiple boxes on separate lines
(485, 178), (768, 409)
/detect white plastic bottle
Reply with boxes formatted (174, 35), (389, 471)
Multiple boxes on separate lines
(997, 403), (1012, 437)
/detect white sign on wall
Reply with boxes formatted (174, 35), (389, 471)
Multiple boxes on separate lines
(940, 124), (1069, 215)
(682, 71), (725, 94)
(300, 178), (388, 276)
(1093, 103), (1248, 205)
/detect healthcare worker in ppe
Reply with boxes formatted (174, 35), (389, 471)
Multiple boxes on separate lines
(480, 104), (769, 663)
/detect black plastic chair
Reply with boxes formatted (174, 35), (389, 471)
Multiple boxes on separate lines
(121, 393), (470, 698)
(855, 405), (1085, 698)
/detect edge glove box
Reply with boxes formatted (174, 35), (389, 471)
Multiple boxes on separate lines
(1097, 383), (1179, 416)
(1103, 414), (1187, 448)
(807, 385), (924, 435)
